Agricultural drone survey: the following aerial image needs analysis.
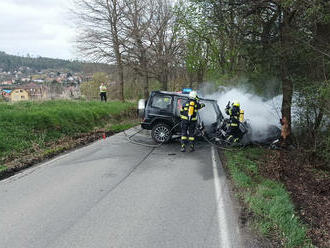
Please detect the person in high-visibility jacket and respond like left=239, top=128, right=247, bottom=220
left=225, top=100, right=243, bottom=143
left=99, top=82, right=107, bottom=102
left=180, top=91, right=205, bottom=152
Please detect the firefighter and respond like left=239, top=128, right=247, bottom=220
left=180, top=91, right=205, bottom=152
left=225, top=100, right=242, bottom=143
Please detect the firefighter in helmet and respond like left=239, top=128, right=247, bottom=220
left=225, top=100, right=243, bottom=143
left=180, top=91, right=205, bottom=152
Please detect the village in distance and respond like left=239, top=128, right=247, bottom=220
left=0, top=51, right=112, bottom=102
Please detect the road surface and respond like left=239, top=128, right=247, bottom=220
left=0, top=128, right=250, bottom=248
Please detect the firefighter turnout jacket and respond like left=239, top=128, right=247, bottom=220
left=180, top=98, right=205, bottom=152
left=226, top=105, right=241, bottom=126
left=180, top=99, right=204, bottom=121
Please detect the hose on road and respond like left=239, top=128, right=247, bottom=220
left=123, top=122, right=182, bottom=148
left=124, top=122, right=243, bottom=151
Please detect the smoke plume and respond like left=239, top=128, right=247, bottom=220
left=201, top=86, right=282, bottom=143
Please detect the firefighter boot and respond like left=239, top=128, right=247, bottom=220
left=189, top=143, right=195, bottom=152
left=226, top=135, right=234, bottom=145
left=181, top=143, right=186, bottom=152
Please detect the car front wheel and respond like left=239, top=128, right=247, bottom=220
left=151, top=123, right=172, bottom=143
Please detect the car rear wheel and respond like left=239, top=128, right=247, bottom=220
left=151, top=123, right=172, bottom=143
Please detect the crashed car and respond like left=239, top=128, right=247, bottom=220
left=138, top=90, right=252, bottom=145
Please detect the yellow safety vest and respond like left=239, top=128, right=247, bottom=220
left=100, top=85, right=107, bottom=93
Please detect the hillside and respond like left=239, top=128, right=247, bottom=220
left=0, top=51, right=82, bottom=72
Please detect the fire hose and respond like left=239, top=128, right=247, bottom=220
left=124, top=120, right=243, bottom=151
left=123, top=122, right=182, bottom=148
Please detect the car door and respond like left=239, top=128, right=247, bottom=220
left=147, top=94, right=174, bottom=122
left=173, top=96, right=188, bottom=132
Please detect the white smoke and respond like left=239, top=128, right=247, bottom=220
left=201, top=86, right=282, bottom=142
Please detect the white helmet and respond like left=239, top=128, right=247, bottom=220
left=189, top=90, right=197, bottom=99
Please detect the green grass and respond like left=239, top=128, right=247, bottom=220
left=0, top=100, right=135, bottom=160
left=225, top=148, right=313, bottom=248
left=109, top=123, right=138, bottom=133
left=0, top=165, right=7, bottom=173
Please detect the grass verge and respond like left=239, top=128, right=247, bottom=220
left=0, top=165, right=7, bottom=173
left=0, top=100, right=138, bottom=176
left=224, top=147, right=314, bottom=248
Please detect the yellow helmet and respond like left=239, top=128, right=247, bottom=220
left=233, top=100, right=240, bottom=107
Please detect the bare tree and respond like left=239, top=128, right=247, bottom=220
left=121, top=0, right=155, bottom=98
left=73, top=0, right=125, bottom=101
left=121, top=0, right=184, bottom=93
left=149, top=0, right=185, bottom=91
left=74, top=0, right=184, bottom=99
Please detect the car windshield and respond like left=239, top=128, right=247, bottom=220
left=199, top=100, right=220, bottom=126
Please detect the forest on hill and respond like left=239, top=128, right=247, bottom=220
left=0, top=51, right=82, bottom=72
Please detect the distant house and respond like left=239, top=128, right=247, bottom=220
left=33, top=79, right=45, bottom=83
left=3, top=89, right=30, bottom=102
left=1, top=89, right=12, bottom=98
left=21, top=83, right=48, bottom=100
left=21, top=78, right=31, bottom=82
left=1, top=80, right=13, bottom=85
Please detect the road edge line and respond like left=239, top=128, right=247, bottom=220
left=211, top=145, right=231, bottom=248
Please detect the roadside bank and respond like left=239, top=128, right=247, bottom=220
left=221, top=147, right=320, bottom=248
left=0, top=100, right=138, bottom=180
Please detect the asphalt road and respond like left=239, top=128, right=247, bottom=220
left=0, top=129, right=247, bottom=248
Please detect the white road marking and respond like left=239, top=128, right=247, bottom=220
left=211, top=146, right=231, bottom=248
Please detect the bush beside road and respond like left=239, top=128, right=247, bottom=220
left=0, top=100, right=138, bottom=178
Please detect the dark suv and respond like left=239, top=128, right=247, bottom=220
left=138, top=91, right=223, bottom=143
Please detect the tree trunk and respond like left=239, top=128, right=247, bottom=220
left=118, top=63, right=124, bottom=101
left=160, top=71, right=168, bottom=91
left=143, top=73, right=149, bottom=99
left=280, top=8, right=293, bottom=144
left=281, top=63, right=293, bottom=142
left=106, top=0, right=124, bottom=101
left=197, top=67, right=204, bottom=84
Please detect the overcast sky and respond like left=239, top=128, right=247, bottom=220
left=0, top=0, right=77, bottom=60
